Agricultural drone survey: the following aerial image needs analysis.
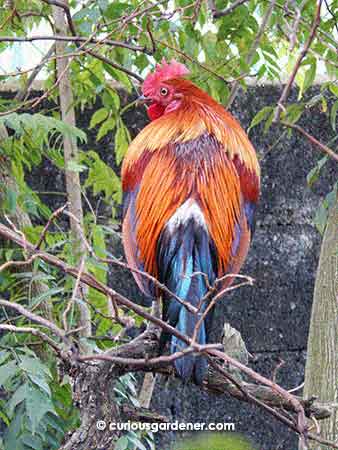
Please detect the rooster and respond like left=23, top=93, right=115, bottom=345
left=122, top=59, right=260, bottom=384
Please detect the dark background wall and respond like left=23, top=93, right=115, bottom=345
left=22, top=85, right=337, bottom=450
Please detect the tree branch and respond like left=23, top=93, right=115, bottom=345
left=0, top=324, right=62, bottom=353
left=1, top=220, right=337, bottom=449
left=47, top=0, right=143, bottom=83
left=273, top=0, right=323, bottom=122
left=0, top=299, right=66, bottom=342
left=226, top=0, right=277, bottom=108
left=281, top=121, right=338, bottom=163
left=0, top=35, right=148, bottom=53
left=209, top=0, right=250, bottom=19
left=14, top=43, right=56, bottom=102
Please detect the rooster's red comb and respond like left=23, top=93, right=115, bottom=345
left=142, top=58, right=190, bottom=95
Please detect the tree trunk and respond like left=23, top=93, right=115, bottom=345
left=52, top=4, right=91, bottom=338
left=301, top=197, right=338, bottom=449
left=58, top=329, right=161, bottom=450
left=59, top=362, right=122, bottom=450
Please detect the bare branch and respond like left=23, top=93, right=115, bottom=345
left=35, top=203, right=69, bottom=250
left=273, top=0, right=323, bottom=122
left=155, top=39, right=230, bottom=85
left=0, top=299, right=66, bottom=342
left=226, top=0, right=277, bottom=108
left=63, top=210, right=200, bottom=315
left=192, top=279, right=253, bottom=343
left=0, top=34, right=148, bottom=53
left=281, top=121, right=338, bottom=163
left=275, top=0, right=337, bottom=49
left=62, top=255, right=86, bottom=331
left=0, top=221, right=336, bottom=447
left=0, top=324, right=61, bottom=353
left=208, top=347, right=309, bottom=444
left=14, top=43, right=56, bottom=102
left=47, top=0, right=143, bottom=83
left=41, top=0, right=77, bottom=35
left=77, top=343, right=222, bottom=368
left=0, top=223, right=192, bottom=346
left=209, top=0, right=250, bottom=19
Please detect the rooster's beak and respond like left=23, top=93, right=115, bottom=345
left=136, top=94, right=151, bottom=106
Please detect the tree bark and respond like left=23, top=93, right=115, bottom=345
left=52, top=3, right=91, bottom=338
left=301, top=197, right=338, bottom=449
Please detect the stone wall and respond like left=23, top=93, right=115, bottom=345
left=22, top=86, right=337, bottom=450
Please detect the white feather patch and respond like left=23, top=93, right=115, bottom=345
left=166, top=199, right=207, bottom=233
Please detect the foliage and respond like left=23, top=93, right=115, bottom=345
left=0, top=345, right=79, bottom=450
left=0, top=0, right=337, bottom=449
left=174, top=432, right=255, bottom=450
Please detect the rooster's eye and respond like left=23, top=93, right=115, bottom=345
left=160, top=87, right=168, bottom=96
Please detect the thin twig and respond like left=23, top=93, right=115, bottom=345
left=275, top=1, right=337, bottom=49
left=63, top=210, right=199, bottom=315
left=227, top=0, right=277, bottom=108
left=273, top=0, right=323, bottom=122
left=62, top=255, right=86, bottom=331
left=35, top=203, right=69, bottom=249
left=192, top=279, right=253, bottom=343
left=146, top=19, right=156, bottom=54
left=208, top=348, right=309, bottom=445
left=0, top=299, right=66, bottom=342
left=0, top=324, right=61, bottom=353
left=0, top=34, right=148, bottom=53
left=15, top=44, right=56, bottom=102
left=77, top=343, right=222, bottom=368
left=41, top=0, right=77, bottom=35
left=281, top=121, right=338, bottom=163
left=211, top=0, right=250, bottom=18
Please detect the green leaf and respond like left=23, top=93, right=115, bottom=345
left=330, top=100, right=338, bottom=131
left=92, top=225, right=106, bottom=259
left=127, top=434, right=148, bottom=450
left=67, top=160, right=88, bottom=173
left=0, top=409, right=10, bottom=426
left=303, top=60, right=317, bottom=93
left=306, top=156, right=328, bottom=187
left=115, top=123, right=130, bottom=165
left=19, top=356, right=51, bottom=379
left=27, top=374, right=51, bottom=396
left=3, top=403, right=26, bottom=450
left=44, top=413, right=65, bottom=435
left=4, top=188, right=17, bottom=214
left=175, top=433, right=253, bottom=450
left=329, top=83, right=338, bottom=97
left=89, top=108, right=109, bottom=129
left=107, top=89, right=121, bottom=110
left=97, top=117, right=116, bottom=141
left=22, top=433, right=43, bottom=450
left=0, top=360, right=17, bottom=387
left=285, top=103, right=304, bottom=124
left=0, top=351, right=10, bottom=365
left=248, top=106, right=273, bottom=131
left=25, top=384, right=55, bottom=434
left=105, top=2, right=129, bottom=19
left=7, top=383, right=29, bottom=417
left=30, top=286, right=64, bottom=307
left=80, top=150, right=122, bottom=206
left=115, top=435, right=129, bottom=450
left=103, top=63, right=133, bottom=93
left=314, top=201, right=328, bottom=235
